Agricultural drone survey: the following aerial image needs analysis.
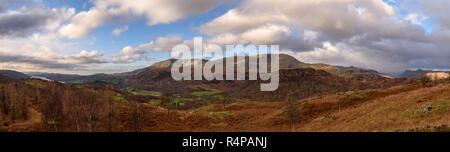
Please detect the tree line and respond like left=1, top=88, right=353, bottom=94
left=0, top=80, right=149, bottom=132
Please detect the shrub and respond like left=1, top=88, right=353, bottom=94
left=339, top=91, right=366, bottom=101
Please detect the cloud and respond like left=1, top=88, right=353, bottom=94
left=59, top=0, right=221, bottom=39
left=0, top=0, right=29, bottom=13
left=0, top=52, right=79, bottom=70
left=199, top=0, right=405, bottom=43
left=411, top=0, right=450, bottom=29
left=151, top=35, right=185, bottom=52
left=293, top=42, right=407, bottom=74
left=112, top=35, right=189, bottom=64
left=58, top=8, right=111, bottom=39
left=0, top=6, right=74, bottom=38
left=111, top=25, right=128, bottom=36
left=195, top=0, right=450, bottom=74
left=113, top=41, right=153, bottom=64
left=4, top=0, right=450, bottom=75
left=405, top=13, right=428, bottom=25
left=64, top=50, right=108, bottom=64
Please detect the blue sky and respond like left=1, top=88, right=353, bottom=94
left=1, top=0, right=450, bottom=75
left=48, top=0, right=234, bottom=70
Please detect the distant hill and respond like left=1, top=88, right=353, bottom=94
left=27, top=72, right=126, bottom=85
left=399, top=69, right=433, bottom=78
left=118, top=54, right=402, bottom=99
left=423, top=72, right=450, bottom=81
left=27, top=72, right=78, bottom=82
left=10, top=54, right=393, bottom=98
left=399, top=69, right=449, bottom=78
left=0, top=75, right=13, bottom=83
left=0, top=70, right=30, bottom=79
left=399, top=69, right=450, bottom=80
left=229, top=68, right=405, bottom=101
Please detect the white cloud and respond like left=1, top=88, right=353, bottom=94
left=151, top=35, right=184, bottom=52
left=64, top=50, right=108, bottom=64
left=112, top=35, right=191, bottom=64
left=405, top=13, right=428, bottom=25
left=113, top=41, right=153, bottom=64
left=293, top=42, right=406, bottom=74
left=4, top=0, right=450, bottom=75
left=58, top=8, right=110, bottom=39
left=111, top=25, right=128, bottom=36
left=411, top=0, right=450, bottom=29
left=58, top=0, right=221, bottom=39
left=196, top=0, right=450, bottom=74
left=240, top=24, right=291, bottom=44
left=0, top=6, right=74, bottom=38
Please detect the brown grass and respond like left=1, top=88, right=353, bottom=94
left=2, top=82, right=450, bottom=132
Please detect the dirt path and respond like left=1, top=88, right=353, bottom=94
left=6, top=108, right=42, bottom=132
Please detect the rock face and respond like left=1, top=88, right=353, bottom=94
left=413, top=104, right=433, bottom=115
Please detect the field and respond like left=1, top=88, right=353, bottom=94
left=125, top=87, right=162, bottom=97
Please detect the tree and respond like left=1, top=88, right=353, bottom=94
left=131, top=102, right=146, bottom=132
left=106, top=86, right=114, bottom=132
left=212, top=95, right=225, bottom=109
left=284, top=93, right=299, bottom=131
left=447, top=72, right=450, bottom=83
left=40, top=83, right=64, bottom=131
left=160, top=92, right=171, bottom=115
left=171, top=94, right=182, bottom=109
left=65, top=89, right=82, bottom=132
left=79, top=90, right=102, bottom=132
left=0, top=85, right=8, bottom=115
left=420, top=75, right=431, bottom=86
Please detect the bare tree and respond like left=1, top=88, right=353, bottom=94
left=420, top=75, right=431, bottom=86
left=108, top=89, right=114, bottom=132
left=284, top=93, right=299, bottom=131
left=79, top=91, right=101, bottom=132
left=131, top=103, right=146, bottom=132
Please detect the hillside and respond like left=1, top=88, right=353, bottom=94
left=26, top=72, right=81, bottom=82
left=400, top=69, right=450, bottom=78
left=0, top=70, right=30, bottom=80
left=424, top=72, right=450, bottom=81
left=121, top=54, right=390, bottom=93
left=229, top=68, right=405, bottom=101
left=12, top=54, right=387, bottom=95
left=1, top=78, right=449, bottom=132
left=0, top=54, right=403, bottom=104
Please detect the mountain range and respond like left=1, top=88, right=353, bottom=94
left=1, top=54, right=449, bottom=132
left=0, top=70, right=31, bottom=80
left=1, top=54, right=409, bottom=101
left=399, top=69, right=450, bottom=78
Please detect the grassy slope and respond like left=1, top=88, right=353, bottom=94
left=298, top=84, right=450, bottom=132
left=146, top=83, right=450, bottom=132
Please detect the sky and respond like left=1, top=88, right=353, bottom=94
left=1, top=0, right=450, bottom=75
